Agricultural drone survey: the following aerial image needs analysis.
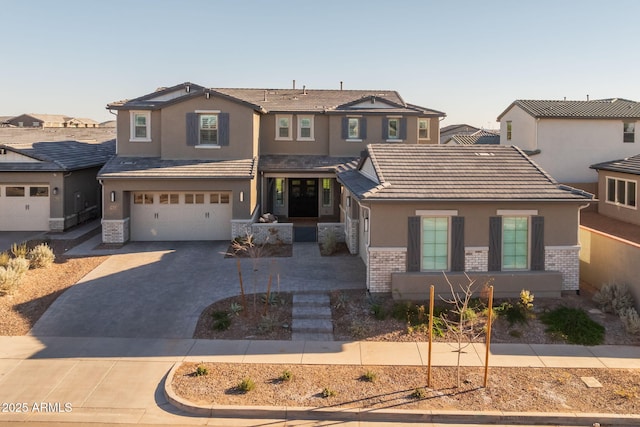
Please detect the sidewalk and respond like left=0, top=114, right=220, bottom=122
left=0, top=336, right=639, bottom=425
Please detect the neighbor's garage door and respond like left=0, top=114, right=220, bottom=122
left=0, top=185, right=50, bottom=231
left=130, top=192, right=232, bottom=241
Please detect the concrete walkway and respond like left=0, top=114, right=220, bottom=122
left=1, top=336, right=639, bottom=425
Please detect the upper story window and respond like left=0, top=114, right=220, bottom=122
left=297, top=115, right=314, bottom=141
left=418, top=119, right=430, bottom=140
left=199, top=114, right=218, bottom=145
left=388, top=118, right=400, bottom=139
left=623, top=122, right=635, bottom=143
left=506, top=121, right=513, bottom=140
left=607, top=177, right=637, bottom=208
left=383, top=117, right=406, bottom=141
left=342, top=117, right=367, bottom=141
left=276, top=115, right=292, bottom=140
left=348, top=118, right=360, bottom=139
left=130, top=111, right=151, bottom=142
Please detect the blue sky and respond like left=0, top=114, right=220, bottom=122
left=2, top=0, right=639, bottom=128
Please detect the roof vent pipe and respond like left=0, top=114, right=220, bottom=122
left=587, top=94, right=589, bottom=101
left=340, top=81, right=343, bottom=90
left=303, top=85, right=307, bottom=95
left=293, top=80, right=296, bottom=90
left=186, top=84, right=190, bottom=93
left=263, top=90, right=267, bottom=102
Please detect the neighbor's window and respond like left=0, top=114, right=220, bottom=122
left=506, top=121, right=512, bottom=140
left=348, top=118, right=360, bottom=139
left=199, top=114, right=218, bottom=145
left=388, top=118, right=400, bottom=139
left=607, top=177, right=637, bottom=208
left=623, top=122, right=635, bottom=143
left=297, top=115, right=314, bottom=140
left=322, top=178, right=332, bottom=207
left=421, top=217, right=448, bottom=270
left=276, top=115, right=292, bottom=140
left=418, top=119, right=430, bottom=140
left=502, top=216, right=528, bottom=269
left=130, top=111, right=151, bottom=141
left=275, top=178, right=285, bottom=206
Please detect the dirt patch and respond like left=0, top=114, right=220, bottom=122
left=0, top=255, right=108, bottom=335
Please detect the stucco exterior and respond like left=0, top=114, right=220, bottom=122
left=595, top=170, right=640, bottom=226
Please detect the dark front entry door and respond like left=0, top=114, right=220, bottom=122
left=288, top=178, right=318, bottom=217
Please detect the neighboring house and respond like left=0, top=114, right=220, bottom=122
left=590, top=154, right=640, bottom=226
left=439, top=124, right=481, bottom=144
left=0, top=116, right=13, bottom=127
left=8, top=114, right=70, bottom=128
left=0, top=135, right=115, bottom=231
left=337, top=144, right=593, bottom=298
left=66, top=117, right=99, bottom=128
left=99, top=82, right=445, bottom=243
left=496, top=99, right=640, bottom=194
left=100, top=120, right=116, bottom=128
left=441, top=129, right=499, bottom=145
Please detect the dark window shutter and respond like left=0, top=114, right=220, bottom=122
left=382, top=118, right=389, bottom=139
left=219, top=113, right=230, bottom=146
left=400, top=118, right=407, bottom=140
left=186, top=112, right=198, bottom=146
left=341, top=117, right=349, bottom=139
left=360, top=118, right=367, bottom=140
left=531, top=216, right=545, bottom=271
left=451, top=216, right=465, bottom=272
left=407, top=216, right=421, bottom=272
left=488, top=216, right=502, bottom=271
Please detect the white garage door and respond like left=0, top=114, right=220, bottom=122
left=130, top=191, right=232, bottom=241
left=0, top=185, right=50, bottom=231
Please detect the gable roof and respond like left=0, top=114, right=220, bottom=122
left=108, top=82, right=445, bottom=116
left=337, top=144, right=593, bottom=201
left=497, top=98, right=640, bottom=121
left=444, top=129, right=499, bottom=145
left=0, top=140, right=115, bottom=171
left=591, top=154, right=640, bottom=176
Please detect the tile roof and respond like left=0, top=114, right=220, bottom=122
left=109, top=82, right=445, bottom=116
left=591, top=154, right=640, bottom=176
left=445, top=130, right=499, bottom=145
left=0, top=139, right=115, bottom=171
left=98, top=156, right=257, bottom=179
left=498, top=98, right=640, bottom=120
left=338, top=144, right=593, bottom=201
left=258, top=155, right=359, bottom=173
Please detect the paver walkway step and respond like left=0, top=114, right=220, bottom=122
left=292, top=305, right=332, bottom=319
left=291, top=291, right=334, bottom=341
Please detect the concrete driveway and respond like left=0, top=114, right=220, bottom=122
left=30, top=240, right=365, bottom=338
left=0, top=231, right=46, bottom=252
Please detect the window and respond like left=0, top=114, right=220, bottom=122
left=421, top=217, right=449, bottom=270
left=133, top=193, right=154, bottom=204
left=342, top=117, right=367, bottom=140
left=297, top=115, right=314, bottom=140
left=348, top=118, right=360, bottom=139
left=6, top=186, right=25, bottom=197
left=388, top=118, right=400, bottom=139
left=210, top=193, right=230, bottom=203
left=275, top=178, right=285, bottom=206
left=159, top=194, right=179, bottom=204
left=199, top=114, right=218, bottom=145
left=30, top=187, right=49, bottom=197
left=276, top=115, right=292, bottom=140
left=624, top=122, right=635, bottom=143
left=418, top=119, right=430, bottom=140
left=220, top=193, right=230, bottom=204
left=502, top=216, right=528, bottom=270
left=32, top=122, right=39, bottom=127
left=322, top=178, right=332, bottom=207
left=185, top=193, right=204, bottom=204
left=506, top=121, right=513, bottom=140
left=130, top=111, right=151, bottom=141
left=607, top=177, right=637, bottom=208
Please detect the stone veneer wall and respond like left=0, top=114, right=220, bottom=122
left=465, top=247, right=489, bottom=272
left=345, top=216, right=359, bottom=255
left=49, top=218, right=65, bottom=232
left=251, top=223, right=293, bottom=244
left=545, top=245, right=581, bottom=291
left=368, top=248, right=407, bottom=293
left=102, top=218, right=129, bottom=244
left=317, top=223, right=346, bottom=246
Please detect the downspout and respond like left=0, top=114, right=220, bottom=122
left=109, top=109, right=118, bottom=155
left=360, top=203, right=372, bottom=292
left=575, top=201, right=593, bottom=296
left=99, top=179, right=105, bottom=233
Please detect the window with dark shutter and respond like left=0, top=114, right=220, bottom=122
left=186, top=112, right=198, bottom=146
left=382, top=118, right=389, bottom=140
left=531, top=216, right=545, bottom=271
left=400, top=118, right=407, bottom=140
left=341, top=117, right=349, bottom=139
left=451, top=216, right=465, bottom=272
left=488, top=216, right=502, bottom=271
left=219, top=113, right=229, bottom=146
left=407, top=216, right=421, bottom=272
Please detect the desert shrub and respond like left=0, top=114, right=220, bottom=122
left=619, top=307, right=640, bottom=335
left=261, top=292, right=284, bottom=306
left=362, top=370, right=377, bottom=382
left=7, top=257, right=29, bottom=276
left=332, top=291, right=350, bottom=310
left=237, top=377, right=255, bottom=393
left=0, top=266, right=23, bottom=295
left=194, top=364, right=209, bottom=376
left=520, top=289, right=535, bottom=310
left=27, top=243, right=55, bottom=269
left=211, top=310, right=231, bottom=331
left=320, top=229, right=337, bottom=256
left=321, top=387, right=336, bottom=398
left=0, top=252, right=10, bottom=268
left=494, top=301, right=527, bottom=325
left=257, top=314, right=278, bottom=334
left=229, top=302, right=243, bottom=316
left=540, top=306, right=605, bottom=346
left=593, top=282, right=634, bottom=315
left=411, top=387, right=427, bottom=399
left=10, top=242, right=28, bottom=259
left=279, top=369, right=293, bottom=382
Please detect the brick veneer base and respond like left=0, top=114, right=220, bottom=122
left=545, top=245, right=581, bottom=291
left=368, top=248, right=406, bottom=293
left=102, top=219, right=129, bottom=244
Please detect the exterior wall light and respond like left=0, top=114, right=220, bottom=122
left=52, top=187, right=59, bottom=195
left=239, top=191, right=244, bottom=202
left=110, top=191, right=116, bottom=202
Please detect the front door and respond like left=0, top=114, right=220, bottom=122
left=288, top=178, right=318, bottom=217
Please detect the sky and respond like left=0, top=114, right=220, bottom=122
left=2, top=0, right=640, bottom=129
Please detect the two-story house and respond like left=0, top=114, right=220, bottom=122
left=98, top=82, right=445, bottom=243
left=496, top=98, right=640, bottom=194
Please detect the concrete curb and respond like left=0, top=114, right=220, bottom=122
left=164, top=362, right=640, bottom=425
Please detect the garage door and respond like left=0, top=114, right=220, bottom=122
left=0, top=185, right=50, bottom=231
left=130, top=191, right=232, bottom=241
